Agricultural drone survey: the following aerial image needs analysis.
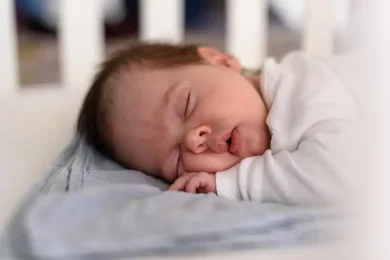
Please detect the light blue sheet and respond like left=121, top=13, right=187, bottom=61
left=0, top=138, right=351, bottom=259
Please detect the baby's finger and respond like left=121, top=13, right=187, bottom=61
left=185, top=176, right=200, bottom=193
left=167, top=173, right=195, bottom=191
left=167, top=178, right=187, bottom=191
left=185, top=173, right=208, bottom=193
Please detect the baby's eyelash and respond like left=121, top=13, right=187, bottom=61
left=184, top=91, right=191, bottom=118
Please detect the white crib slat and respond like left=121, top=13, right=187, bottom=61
left=226, top=0, right=267, bottom=70
left=303, top=0, right=334, bottom=56
left=59, top=0, right=104, bottom=91
left=0, top=0, right=18, bottom=94
left=140, top=0, right=184, bottom=43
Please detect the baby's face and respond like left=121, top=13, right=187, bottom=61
left=110, top=63, right=269, bottom=183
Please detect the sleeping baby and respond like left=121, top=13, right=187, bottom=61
left=76, top=43, right=360, bottom=205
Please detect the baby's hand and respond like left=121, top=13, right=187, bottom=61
left=168, top=172, right=217, bottom=194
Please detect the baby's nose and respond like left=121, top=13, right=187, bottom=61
left=184, top=125, right=211, bottom=154
left=184, top=126, right=228, bottom=154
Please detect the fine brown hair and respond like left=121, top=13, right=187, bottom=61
left=76, top=42, right=205, bottom=164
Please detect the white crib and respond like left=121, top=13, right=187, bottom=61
left=0, top=0, right=372, bottom=259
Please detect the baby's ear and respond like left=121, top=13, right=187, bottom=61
left=197, top=47, right=241, bottom=72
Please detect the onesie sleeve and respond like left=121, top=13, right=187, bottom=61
left=216, top=54, right=361, bottom=206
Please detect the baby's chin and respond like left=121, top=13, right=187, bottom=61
left=159, top=172, right=178, bottom=184
left=247, top=147, right=268, bottom=157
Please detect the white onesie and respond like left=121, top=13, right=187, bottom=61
left=216, top=52, right=361, bottom=206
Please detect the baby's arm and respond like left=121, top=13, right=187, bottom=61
left=168, top=115, right=358, bottom=204
left=217, top=68, right=361, bottom=206
left=168, top=114, right=358, bottom=203
left=216, top=119, right=358, bottom=205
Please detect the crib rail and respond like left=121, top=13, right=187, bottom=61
left=0, top=0, right=18, bottom=94
left=226, top=0, right=267, bottom=70
left=140, top=0, right=184, bottom=43
left=59, top=0, right=105, bottom=91
left=0, top=0, right=336, bottom=94
left=303, top=0, right=335, bottom=56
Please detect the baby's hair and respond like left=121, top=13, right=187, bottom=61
left=76, top=42, right=206, bottom=163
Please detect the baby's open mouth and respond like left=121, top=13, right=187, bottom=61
left=226, top=137, right=232, bottom=146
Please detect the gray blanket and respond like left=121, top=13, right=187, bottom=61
left=0, top=138, right=351, bottom=259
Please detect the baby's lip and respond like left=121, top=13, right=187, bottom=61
left=222, top=131, right=232, bottom=143
left=221, top=128, right=241, bottom=156
left=214, top=132, right=230, bottom=153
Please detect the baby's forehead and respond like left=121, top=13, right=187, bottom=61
left=116, top=66, right=173, bottom=94
left=107, top=69, right=176, bottom=175
left=109, top=68, right=172, bottom=121
left=115, top=66, right=186, bottom=103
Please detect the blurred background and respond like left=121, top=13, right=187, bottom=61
left=14, top=0, right=353, bottom=86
